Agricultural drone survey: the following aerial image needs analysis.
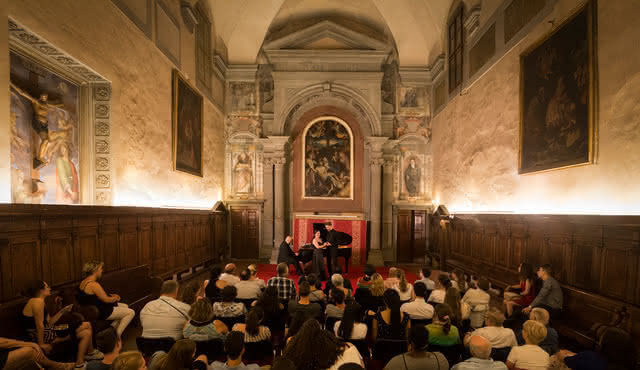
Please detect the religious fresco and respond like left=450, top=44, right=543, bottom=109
left=519, top=2, right=596, bottom=174
left=399, top=86, right=427, bottom=110
left=10, top=51, right=79, bottom=204
left=173, top=70, right=203, bottom=177
left=233, top=150, right=254, bottom=194
left=230, top=82, right=256, bottom=113
left=303, top=118, right=353, bottom=199
left=401, top=153, right=425, bottom=199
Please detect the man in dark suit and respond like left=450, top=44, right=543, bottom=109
left=325, top=222, right=340, bottom=276
left=277, top=235, right=303, bottom=275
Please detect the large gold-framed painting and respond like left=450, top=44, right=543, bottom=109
left=519, top=0, right=597, bottom=174
left=172, top=69, right=203, bottom=177
left=303, top=117, right=353, bottom=199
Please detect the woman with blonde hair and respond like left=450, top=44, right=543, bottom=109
left=394, top=269, right=415, bottom=303
left=355, top=272, right=385, bottom=314
left=247, top=264, right=265, bottom=289
left=506, top=320, right=549, bottom=370
left=77, top=261, right=135, bottom=336
left=112, top=351, right=146, bottom=370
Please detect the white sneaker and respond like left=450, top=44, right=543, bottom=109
left=85, top=349, right=104, bottom=360
left=74, top=362, right=87, bottom=369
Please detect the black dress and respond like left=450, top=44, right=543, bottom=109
left=20, top=305, right=57, bottom=343
left=311, top=239, right=327, bottom=281
left=77, top=283, right=115, bottom=320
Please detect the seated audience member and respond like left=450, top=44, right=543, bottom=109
left=253, top=286, right=285, bottom=330
left=140, top=280, right=190, bottom=340
left=444, top=287, right=463, bottom=328
left=288, top=282, right=322, bottom=320
left=88, top=328, right=121, bottom=370
left=210, top=331, right=260, bottom=369
left=416, top=266, right=436, bottom=291
left=213, top=286, right=247, bottom=318
left=384, top=267, right=399, bottom=289
left=461, top=278, right=491, bottom=329
left=232, top=307, right=271, bottom=343
left=464, top=308, right=516, bottom=350
left=504, top=263, right=537, bottom=317
left=297, top=265, right=314, bottom=285
left=0, top=337, right=71, bottom=369
left=356, top=264, right=376, bottom=289
left=220, top=264, right=241, bottom=286
left=453, top=335, right=507, bottom=370
left=523, top=264, right=563, bottom=320
left=506, top=320, right=549, bottom=370
left=307, top=274, right=326, bottom=303
left=271, top=357, right=296, bottom=370
left=401, top=282, right=434, bottom=320
left=553, top=327, right=636, bottom=370
left=371, top=290, right=411, bottom=365
left=78, top=261, right=135, bottom=336
left=149, top=339, right=207, bottom=370
left=247, top=264, right=265, bottom=290
left=203, top=265, right=227, bottom=302
left=385, top=325, right=448, bottom=370
left=284, top=310, right=311, bottom=342
left=394, top=269, right=415, bottom=303
left=426, top=304, right=461, bottom=347
left=428, top=275, right=451, bottom=304
left=22, top=280, right=102, bottom=369
left=267, top=263, right=297, bottom=303
left=284, top=319, right=364, bottom=370
left=451, top=270, right=469, bottom=294
left=326, top=289, right=346, bottom=319
left=181, top=280, right=202, bottom=306
left=335, top=303, right=367, bottom=341
left=277, top=235, right=303, bottom=276
left=329, top=273, right=352, bottom=298
left=113, top=351, right=148, bottom=370
left=324, top=267, right=353, bottom=294
left=516, top=307, right=558, bottom=355
left=356, top=273, right=385, bottom=313
left=183, top=298, right=228, bottom=342
left=235, top=269, right=262, bottom=300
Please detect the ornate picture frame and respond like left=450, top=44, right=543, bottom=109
left=172, top=69, right=204, bottom=177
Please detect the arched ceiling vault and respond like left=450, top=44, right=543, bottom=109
left=209, top=0, right=455, bottom=67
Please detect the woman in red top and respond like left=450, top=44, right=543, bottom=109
left=504, top=263, right=537, bottom=317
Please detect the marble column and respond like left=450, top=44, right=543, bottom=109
left=382, top=155, right=394, bottom=251
left=273, top=157, right=286, bottom=246
left=368, top=155, right=385, bottom=265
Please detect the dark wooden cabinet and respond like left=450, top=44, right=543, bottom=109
left=397, top=209, right=427, bottom=263
left=231, top=208, right=259, bottom=259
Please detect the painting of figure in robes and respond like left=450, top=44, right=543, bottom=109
left=173, top=70, right=203, bottom=177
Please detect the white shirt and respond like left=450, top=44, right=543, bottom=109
left=400, top=298, right=434, bottom=319
left=394, top=283, right=414, bottom=301
left=140, top=296, right=190, bottom=340
left=427, top=289, right=445, bottom=304
left=461, top=288, right=490, bottom=307
left=325, top=343, right=363, bottom=370
left=220, top=273, right=240, bottom=286
left=251, top=278, right=265, bottom=290
left=415, top=278, right=436, bottom=291
left=507, top=344, right=549, bottom=370
left=470, top=327, right=517, bottom=348
left=235, top=280, right=262, bottom=299
left=334, top=321, right=368, bottom=340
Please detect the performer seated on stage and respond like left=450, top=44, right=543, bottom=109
left=312, top=231, right=329, bottom=281
left=277, top=236, right=303, bottom=275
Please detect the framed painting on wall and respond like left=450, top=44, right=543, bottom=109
left=518, top=0, right=597, bottom=174
left=172, top=69, right=203, bottom=177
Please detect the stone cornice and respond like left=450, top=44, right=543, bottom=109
left=226, top=64, right=258, bottom=81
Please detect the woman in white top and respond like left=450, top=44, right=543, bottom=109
left=334, top=303, right=368, bottom=341
left=427, top=275, right=450, bottom=304
left=394, top=269, right=415, bottom=302
left=506, top=320, right=550, bottom=370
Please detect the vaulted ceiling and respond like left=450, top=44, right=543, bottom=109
left=209, top=0, right=458, bottom=67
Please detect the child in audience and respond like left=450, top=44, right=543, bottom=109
left=506, top=320, right=549, bottom=370
left=149, top=339, right=207, bottom=370
left=112, top=351, right=148, bottom=370
left=426, top=304, right=461, bottom=347
left=183, top=298, right=228, bottom=341
left=87, top=328, right=121, bottom=370
left=394, top=269, right=415, bottom=303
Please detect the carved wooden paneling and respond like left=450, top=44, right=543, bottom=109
left=138, top=217, right=152, bottom=265
left=41, top=217, right=75, bottom=287
left=0, top=236, right=41, bottom=301
left=99, top=217, right=119, bottom=273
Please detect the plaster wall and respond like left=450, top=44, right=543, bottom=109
left=0, top=0, right=9, bottom=202
left=6, top=0, right=225, bottom=208
left=432, top=0, right=640, bottom=214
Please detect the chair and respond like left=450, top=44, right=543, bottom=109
left=410, top=318, right=432, bottom=327
left=491, top=347, right=512, bottom=363
left=244, top=340, right=274, bottom=365
left=136, top=337, right=175, bottom=358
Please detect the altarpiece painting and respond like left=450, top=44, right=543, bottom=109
left=10, top=51, right=80, bottom=204
left=173, top=70, right=203, bottom=177
left=519, top=1, right=596, bottom=174
left=303, top=118, right=353, bottom=199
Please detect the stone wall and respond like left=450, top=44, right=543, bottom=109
left=431, top=0, right=640, bottom=214
left=3, top=0, right=225, bottom=208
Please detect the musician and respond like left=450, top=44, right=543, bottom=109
left=277, top=236, right=303, bottom=275
left=324, top=222, right=340, bottom=276
left=311, top=231, right=328, bottom=281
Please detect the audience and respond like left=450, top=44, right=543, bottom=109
left=180, top=280, right=202, bottom=306
left=504, top=263, right=537, bottom=317
left=400, top=282, right=434, bottom=320
left=453, top=335, right=507, bottom=369
left=460, top=277, right=491, bottom=329
left=22, top=279, right=101, bottom=369
left=384, top=267, right=399, bottom=289
left=327, top=274, right=352, bottom=299
left=356, top=264, right=376, bottom=289
left=149, top=339, right=207, bottom=370
left=284, top=319, right=364, bottom=370
left=183, top=298, right=228, bottom=342
left=234, top=269, right=262, bottom=300
left=213, top=286, right=247, bottom=318
left=516, top=307, right=559, bottom=355
left=87, top=328, right=121, bottom=370
left=506, top=320, right=549, bottom=370
left=247, top=264, right=266, bottom=290
left=335, top=303, right=367, bottom=341
left=220, top=264, right=241, bottom=286
left=288, top=282, right=322, bottom=320
left=464, top=308, right=516, bottom=350
left=78, top=261, right=136, bottom=336
left=140, top=280, right=190, bottom=340
left=210, top=331, right=261, bottom=369
left=451, top=270, right=468, bottom=294
left=426, top=304, right=461, bottom=347
left=444, top=287, right=463, bottom=328
left=394, top=269, right=415, bottom=303
left=355, top=272, right=385, bottom=313
left=324, top=267, right=353, bottom=294
left=384, top=325, right=448, bottom=370
left=416, top=266, right=436, bottom=291
left=267, top=263, right=297, bottom=303
left=232, top=307, right=271, bottom=343
left=371, top=290, right=411, bottom=365
left=326, top=289, right=346, bottom=319
left=253, top=286, right=285, bottom=328
left=0, top=337, right=71, bottom=369
left=204, top=265, right=227, bottom=301
left=428, top=275, right=450, bottom=304
left=112, top=351, right=147, bottom=370
left=307, top=273, right=326, bottom=303
left=523, top=264, right=563, bottom=320
left=554, top=327, right=636, bottom=370
left=271, top=357, right=296, bottom=370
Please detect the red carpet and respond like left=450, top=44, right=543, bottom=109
left=254, top=264, right=418, bottom=291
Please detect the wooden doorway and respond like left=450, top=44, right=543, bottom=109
left=397, top=209, right=428, bottom=263
left=230, top=207, right=259, bottom=259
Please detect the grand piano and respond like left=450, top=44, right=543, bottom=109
left=298, top=222, right=353, bottom=272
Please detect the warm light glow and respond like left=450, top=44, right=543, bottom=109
left=113, top=189, right=220, bottom=210
left=447, top=201, right=640, bottom=216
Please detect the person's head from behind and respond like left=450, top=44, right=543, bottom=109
left=83, top=261, right=104, bottom=278
left=434, top=304, right=453, bottom=334
left=331, top=273, right=344, bottom=288
left=221, top=285, right=237, bottom=303
left=271, top=357, right=296, bottom=370
left=240, top=269, right=250, bottom=281
left=408, top=325, right=429, bottom=353
left=210, top=265, right=223, bottom=281
left=469, top=335, right=492, bottom=360
left=284, top=319, right=342, bottom=369
left=484, top=308, right=506, bottom=327
left=421, top=266, right=432, bottom=280
left=224, top=263, right=236, bottom=275
left=338, top=302, right=362, bottom=340
left=477, top=277, right=490, bottom=291
left=23, top=280, right=50, bottom=298
left=370, top=273, right=384, bottom=296
left=112, top=351, right=146, bottom=370
left=444, top=287, right=461, bottom=310
left=519, top=262, right=534, bottom=280
left=332, top=288, right=345, bottom=305
left=522, top=320, right=547, bottom=345
left=438, top=274, right=451, bottom=289
left=529, top=307, right=550, bottom=326
left=277, top=262, right=289, bottom=277
left=160, top=280, right=179, bottom=299
left=181, top=280, right=201, bottom=305
left=414, top=282, right=427, bottom=299
left=161, top=339, right=197, bottom=369
left=388, top=267, right=398, bottom=278
left=537, top=264, right=552, bottom=279
left=189, top=297, right=213, bottom=323
left=247, top=264, right=258, bottom=278
left=298, top=281, right=311, bottom=298
left=96, top=327, right=121, bottom=355
left=245, top=307, right=264, bottom=336
left=363, top=264, right=375, bottom=278
left=383, top=288, right=400, bottom=310
left=224, top=331, right=245, bottom=361
left=307, top=273, right=318, bottom=289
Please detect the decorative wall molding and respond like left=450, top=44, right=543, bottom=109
left=111, top=0, right=153, bottom=40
